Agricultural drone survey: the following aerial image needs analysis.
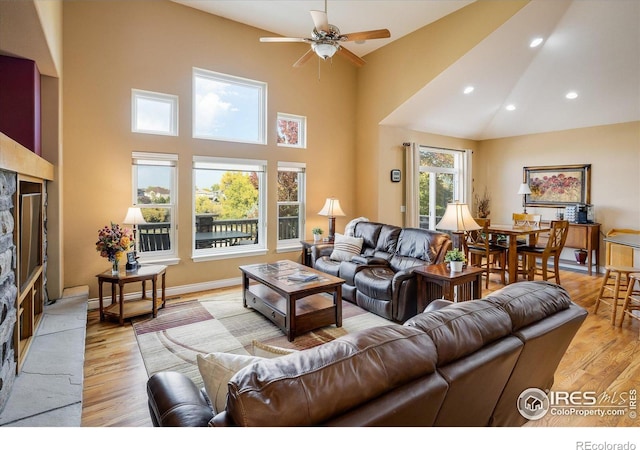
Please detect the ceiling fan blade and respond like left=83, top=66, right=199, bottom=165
left=310, top=10, right=329, bottom=33
left=341, top=29, right=391, bottom=42
left=293, top=48, right=315, bottom=68
left=337, top=46, right=366, bottom=67
left=260, top=37, right=309, bottom=43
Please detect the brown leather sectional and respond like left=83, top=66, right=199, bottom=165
left=147, top=280, right=587, bottom=427
left=312, top=221, right=452, bottom=322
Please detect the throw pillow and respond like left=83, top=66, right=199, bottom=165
left=330, top=233, right=364, bottom=262
left=197, top=352, right=264, bottom=414
left=251, top=340, right=298, bottom=358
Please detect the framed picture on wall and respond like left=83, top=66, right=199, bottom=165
left=524, top=164, right=591, bottom=207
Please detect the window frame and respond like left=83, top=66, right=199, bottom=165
left=418, top=147, right=466, bottom=230
left=192, top=156, right=268, bottom=262
left=132, top=152, right=179, bottom=263
left=276, top=162, right=306, bottom=251
left=131, top=89, right=178, bottom=136
left=192, top=68, right=267, bottom=145
left=276, top=113, right=307, bottom=148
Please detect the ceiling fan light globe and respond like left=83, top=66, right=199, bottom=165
left=312, top=42, right=338, bottom=59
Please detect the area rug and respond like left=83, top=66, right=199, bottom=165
left=133, top=290, right=394, bottom=388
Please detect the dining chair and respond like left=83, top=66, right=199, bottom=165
left=464, top=218, right=507, bottom=288
left=516, top=220, right=569, bottom=285
left=512, top=213, right=543, bottom=245
left=619, top=274, right=640, bottom=334
left=594, top=229, right=640, bottom=325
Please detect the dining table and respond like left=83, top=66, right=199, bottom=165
left=485, top=223, right=551, bottom=284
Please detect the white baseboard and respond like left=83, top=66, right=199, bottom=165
left=86, top=276, right=242, bottom=311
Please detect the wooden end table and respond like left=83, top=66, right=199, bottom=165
left=239, top=260, right=343, bottom=341
left=97, top=264, right=167, bottom=325
left=414, top=263, right=483, bottom=313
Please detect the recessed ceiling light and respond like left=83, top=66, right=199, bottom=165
left=566, top=91, right=578, bottom=99
left=506, top=104, right=516, bottom=111
left=463, top=86, right=474, bottom=94
left=354, top=40, right=365, bottom=45
left=530, top=37, right=544, bottom=48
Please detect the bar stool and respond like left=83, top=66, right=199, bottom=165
left=593, top=229, right=640, bottom=325
left=619, top=274, right=640, bottom=331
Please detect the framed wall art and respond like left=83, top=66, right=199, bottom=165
left=523, top=164, right=591, bottom=207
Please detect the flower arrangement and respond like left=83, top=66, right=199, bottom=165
left=96, top=222, right=133, bottom=270
left=312, top=227, right=323, bottom=235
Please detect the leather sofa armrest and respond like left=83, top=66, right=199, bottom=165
left=147, top=371, right=214, bottom=427
left=311, top=244, right=334, bottom=262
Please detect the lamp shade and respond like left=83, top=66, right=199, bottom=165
left=318, top=198, right=346, bottom=217
left=517, top=183, right=532, bottom=195
left=123, top=207, right=146, bottom=225
left=436, top=202, right=481, bottom=232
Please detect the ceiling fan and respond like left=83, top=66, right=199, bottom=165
left=259, top=1, right=390, bottom=68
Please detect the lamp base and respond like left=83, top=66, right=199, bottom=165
left=328, top=217, right=336, bottom=242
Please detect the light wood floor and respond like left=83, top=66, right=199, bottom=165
left=80, top=270, right=639, bottom=427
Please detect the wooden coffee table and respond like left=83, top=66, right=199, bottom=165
left=239, top=260, right=344, bottom=341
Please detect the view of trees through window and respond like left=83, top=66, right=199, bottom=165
left=419, top=149, right=456, bottom=229
left=277, top=168, right=303, bottom=241
left=194, top=171, right=259, bottom=220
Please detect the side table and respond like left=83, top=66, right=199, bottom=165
left=97, top=264, right=167, bottom=325
left=414, top=263, right=484, bottom=312
left=300, top=239, right=333, bottom=267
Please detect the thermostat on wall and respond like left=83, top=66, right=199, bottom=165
left=390, top=169, right=401, bottom=182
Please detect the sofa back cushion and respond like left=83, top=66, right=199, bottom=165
left=353, top=221, right=383, bottom=255
left=373, top=224, right=402, bottom=257
left=484, top=280, right=572, bottom=331
left=226, top=325, right=438, bottom=426
left=390, top=228, right=451, bottom=271
left=404, top=300, right=513, bottom=366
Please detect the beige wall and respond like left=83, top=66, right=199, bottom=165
left=62, top=1, right=358, bottom=297
left=355, top=1, right=528, bottom=220
left=476, top=121, right=640, bottom=233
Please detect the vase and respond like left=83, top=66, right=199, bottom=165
left=313, top=234, right=321, bottom=242
left=111, top=257, right=120, bottom=276
left=574, top=249, right=588, bottom=265
left=450, top=261, right=464, bottom=272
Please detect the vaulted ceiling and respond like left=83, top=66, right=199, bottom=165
left=174, top=0, right=640, bottom=140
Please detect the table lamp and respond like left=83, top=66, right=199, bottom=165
left=517, top=183, right=532, bottom=213
left=435, top=201, right=481, bottom=251
left=318, top=197, right=345, bottom=242
left=123, top=207, right=146, bottom=270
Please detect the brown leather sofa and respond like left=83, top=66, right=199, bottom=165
left=312, top=221, right=452, bottom=322
left=146, top=281, right=587, bottom=427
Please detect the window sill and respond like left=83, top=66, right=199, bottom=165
left=192, top=248, right=268, bottom=263
left=276, top=243, right=302, bottom=253
left=138, top=256, right=180, bottom=266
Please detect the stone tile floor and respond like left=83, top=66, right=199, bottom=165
left=0, top=286, right=88, bottom=426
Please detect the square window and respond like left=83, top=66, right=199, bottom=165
left=132, top=89, right=178, bottom=136
left=193, top=68, right=267, bottom=145
left=277, top=113, right=306, bottom=148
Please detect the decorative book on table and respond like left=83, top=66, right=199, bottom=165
left=287, top=271, right=319, bottom=282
